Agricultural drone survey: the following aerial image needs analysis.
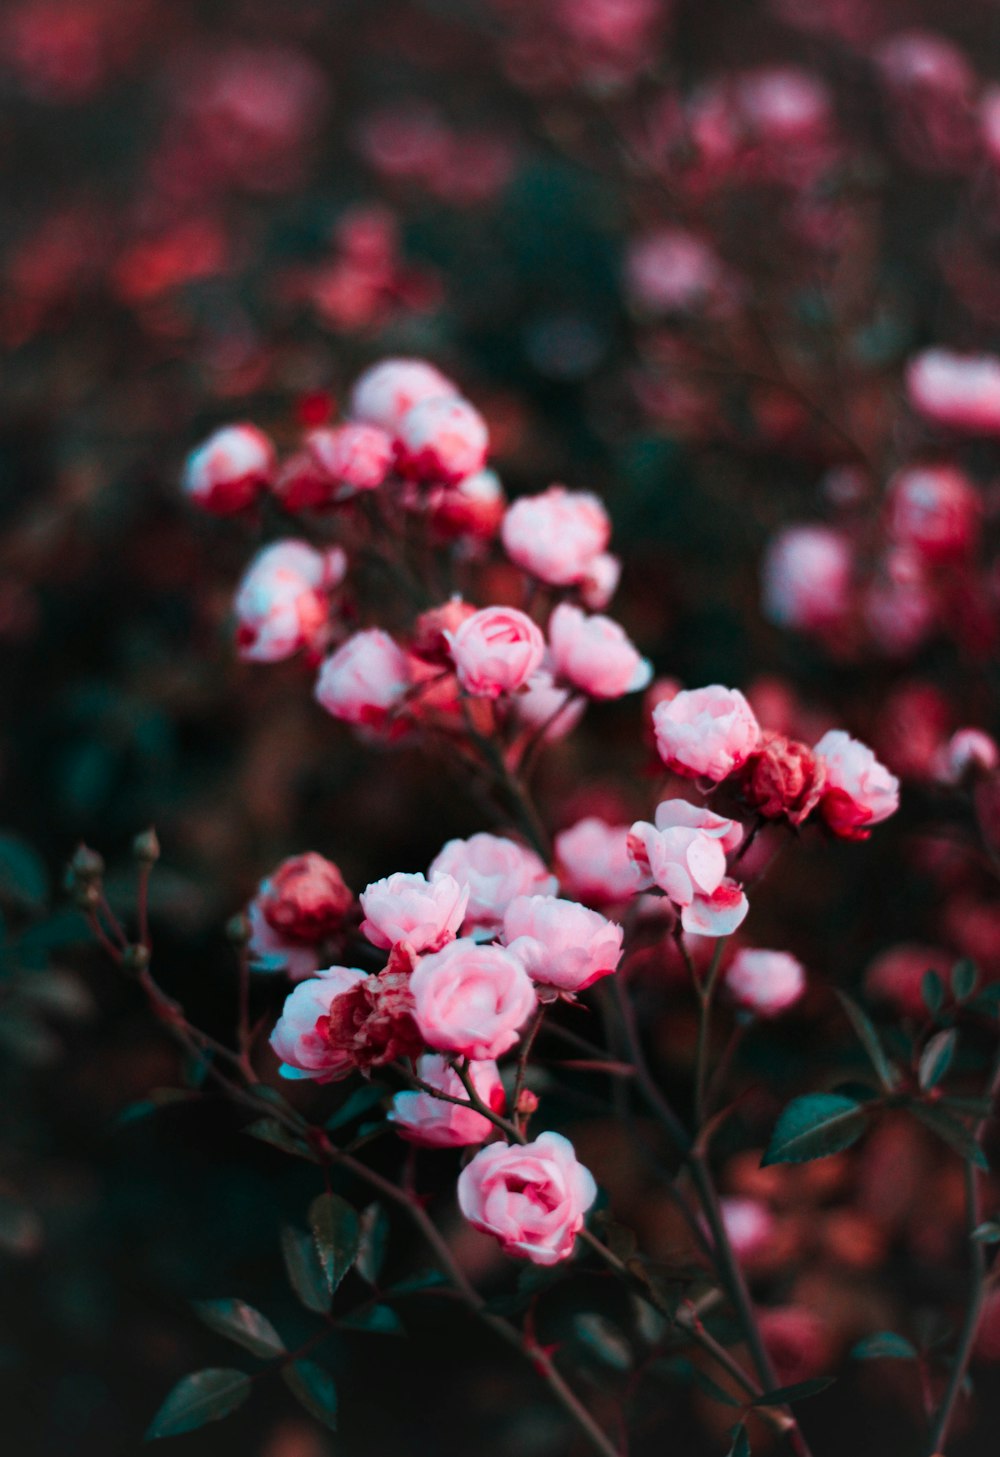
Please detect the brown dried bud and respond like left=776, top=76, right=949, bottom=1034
left=322, top=967, right=423, bottom=1072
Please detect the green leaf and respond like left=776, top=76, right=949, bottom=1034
left=762, top=1094, right=867, bottom=1166
left=922, top=971, right=945, bottom=1017
left=971, top=1222, right=1000, bottom=1245
left=851, top=1331, right=918, bottom=1360
left=309, top=1192, right=359, bottom=1297
left=919, top=1030, right=957, bottom=1091
left=326, top=1084, right=387, bottom=1131
left=574, top=1313, right=632, bottom=1371
left=356, top=1203, right=389, bottom=1286
left=970, top=985, right=1000, bottom=1018
left=951, top=960, right=979, bottom=1002
left=281, top=1225, right=330, bottom=1315
left=117, top=1088, right=202, bottom=1126
left=0, top=834, right=49, bottom=913
left=910, top=1104, right=989, bottom=1171
left=836, top=992, right=897, bottom=1091
left=282, top=1360, right=338, bottom=1431
left=146, top=1368, right=250, bottom=1439
left=244, top=1118, right=317, bottom=1162
left=193, top=1300, right=286, bottom=1360
left=726, top=1422, right=751, bottom=1457
left=386, top=1269, right=450, bottom=1297
left=751, top=1376, right=835, bottom=1405
left=341, top=1304, right=404, bottom=1335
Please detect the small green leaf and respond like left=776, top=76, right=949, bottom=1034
left=341, top=1304, right=404, bottom=1335
left=356, top=1203, right=389, bottom=1286
left=146, top=1368, right=250, bottom=1439
left=922, top=971, right=945, bottom=1017
left=919, top=1030, right=957, bottom=1091
left=0, top=834, right=49, bottom=912
left=574, top=1313, right=632, bottom=1371
left=971, top=1222, right=1000, bottom=1244
left=910, top=1104, right=989, bottom=1170
left=752, top=1376, right=835, bottom=1405
left=309, top=1193, right=359, bottom=1296
left=836, top=992, right=897, bottom=1091
left=244, top=1119, right=317, bottom=1162
left=193, top=1300, right=285, bottom=1360
left=281, top=1225, right=330, bottom=1314
left=326, top=1084, right=387, bottom=1131
left=726, top=1422, right=751, bottom=1457
left=762, top=1094, right=866, bottom=1166
left=851, top=1332, right=918, bottom=1360
left=951, top=960, right=979, bottom=1002
left=282, top=1360, right=338, bottom=1431
left=117, top=1089, right=201, bottom=1126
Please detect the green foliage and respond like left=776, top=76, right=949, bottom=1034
left=281, top=1224, right=331, bottom=1315
left=282, top=1359, right=338, bottom=1431
left=726, top=1423, right=751, bottom=1457
left=342, top=1304, right=404, bottom=1336
left=918, top=1030, right=957, bottom=1091
left=762, top=1093, right=867, bottom=1165
left=193, top=1299, right=286, bottom=1360
left=751, top=1377, right=836, bottom=1405
left=851, top=1332, right=918, bottom=1360
left=922, top=971, right=945, bottom=1017
left=950, top=960, right=979, bottom=1003
left=145, top=1368, right=251, bottom=1439
left=836, top=992, right=897, bottom=1091
left=356, top=1202, right=389, bottom=1286
left=909, top=1105, right=989, bottom=1170
left=309, top=1191, right=360, bottom=1297
left=573, top=1313, right=632, bottom=1371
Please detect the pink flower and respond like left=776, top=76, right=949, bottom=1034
left=308, top=422, right=394, bottom=496
left=906, top=349, right=1000, bottom=434
left=579, top=552, right=621, bottom=610
left=653, top=798, right=744, bottom=853
left=555, top=819, right=644, bottom=905
left=430, top=468, right=506, bottom=541
left=501, top=486, right=611, bottom=588
left=628, top=801, right=748, bottom=936
left=653, top=685, right=761, bottom=782
left=625, top=228, right=725, bottom=314
left=719, top=1197, right=776, bottom=1263
left=183, top=424, right=275, bottom=514
left=449, top=606, right=545, bottom=697
left=270, top=966, right=368, bottom=1081
left=410, top=939, right=537, bottom=1060
left=457, top=1132, right=597, bottom=1265
left=548, top=603, right=652, bottom=700
left=761, top=526, right=851, bottom=631
left=725, top=949, right=806, bottom=1016
left=513, top=670, right=587, bottom=742
left=396, top=395, right=489, bottom=484
left=389, top=1054, right=504, bottom=1147
left=360, top=872, right=469, bottom=954
left=256, top=853, right=352, bottom=943
left=248, top=900, right=324, bottom=982
left=322, top=967, right=423, bottom=1071
left=429, top=833, right=557, bottom=933
left=935, top=729, right=1000, bottom=785
left=740, top=734, right=827, bottom=825
left=814, top=730, right=900, bottom=840
left=314, top=629, right=411, bottom=726
left=234, top=540, right=345, bottom=662
left=502, top=894, right=624, bottom=995
left=349, top=357, right=458, bottom=434
left=887, top=465, right=979, bottom=561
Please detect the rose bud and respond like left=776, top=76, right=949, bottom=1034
left=628, top=800, right=748, bottom=936
left=457, top=1132, right=597, bottom=1265
left=234, top=540, right=346, bottom=662
left=314, top=628, right=411, bottom=727
left=813, top=730, right=900, bottom=840
left=410, top=939, right=537, bottom=1060
left=429, top=833, right=557, bottom=934
left=349, top=357, right=458, bottom=434
left=429, top=468, right=506, bottom=541
left=396, top=395, right=489, bottom=484
left=934, top=728, right=999, bottom=785
left=389, top=1054, right=504, bottom=1147
left=448, top=606, right=545, bottom=698
left=256, top=853, right=352, bottom=943
left=411, top=598, right=478, bottom=665
left=182, top=423, right=275, bottom=514
left=653, top=685, right=760, bottom=782
left=306, top=421, right=394, bottom=497
left=740, top=733, right=827, bottom=825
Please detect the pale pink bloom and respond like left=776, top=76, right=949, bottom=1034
left=625, top=228, right=724, bottom=313
left=349, top=357, right=458, bottom=433
left=935, top=728, right=1000, bottom=785
left=251, top=853, right=352, bottom=976
left=906, top=349, right=1000, bottom=435
left=396, top=396, right=489, bottom=484
left=814, top=730, right=900, bottom=839
left=389, top=1054, right=504, bottom=1147
left=430, top=468, right=506, bottom=540
left=761, top=525, right=852, bottom=631
left=886, top=465, right=979, bottom=560
left=458, top=1132, right=597, bottom=1266
left=628, top=808, right=749, bottom=936
left=719, top=1197, right=777, bottom=1262
left=429, top=834, right=557, bottom=934
left=234, top=540, right=345, bottom=662
left=183, top=423, right=275, bottom=514
left=269, top=966, right=368, bottom=1081
left=501, top=486, right=611, bottom=588
left=653, top=685, right=760, bottom=782
left=248, top=900, right=323, bottom=982
left=307, top=422, right=394, bottom=495
left=513, top=669, right=586, bottom=742
left=449, top=606, right=545, bottom=697
left=548, top=602, right=652, bottom=700
left=736, top=67, right=832, bottom=143
left=579, top=551, right=621, bottom=610
left=502, top=894, right=623, bottom=995
left=314, top=628, right=411, bottom=726
left=410, top=938, right=537, bottom=1060
left=654, top=798, right=744, bottom=854
left=555, top=819, right=644, bottom=905
left=725, top=948, right=806, bottom=1016
left=360, top=872, right=469, bottom=954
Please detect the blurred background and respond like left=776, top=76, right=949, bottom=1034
left=3, top=0, right=1000, bottom=1452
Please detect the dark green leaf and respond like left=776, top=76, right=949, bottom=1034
left=971, top=1222, right=1000, bottom=1245
left=970, top=985, right=1000, bottom=1018
left=922, top=971, right=945, bottom=1017
left=146, top=1368, right=250, bottom=1439
left=244, top=1119, right=317, bottom=1163
left=281, top=1225, right=330, bottom=1314
left=726, top=1422, right=751, bottom=1457
left=919, top=1030, right=957, bottom=1091
left=574, top=1313, right=632, bottom=1371
left=117, top=1088, right=201, bottom=1126
left=341, top=1304, right=404, bottom=1335
left=752, top=1377, right=835, bottom=1406
left=326, top=1084, right=387, bottom=1131
left=851, top=1332, right=918, bottom=1360
left=309, top=1193, right=359, bottom=1296
left=387, top=1269, right=449, bottom=1297
left=951, top=960, right=979, bottom=1002
left=282, top=1360, right=337, bottom=1431
left=356, top=1203, right=389, bottom=1286
left=836, top=992, right=896, bottom=1091
left=193, top=1300, right=286, bottom=1360
left=0, top=835, right=49, bottom=912
left=910, top=1104, right=989, bottom=1170
left=762, top=1094, right=866, bottom=1166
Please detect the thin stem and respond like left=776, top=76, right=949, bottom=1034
left=694, top=941, right=726, bottom=1129
left=513, top=1004, right=546, bottom=1132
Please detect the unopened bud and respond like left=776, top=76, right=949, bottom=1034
left=68, top=844, right=104, bottom=884
left=515, top=1088, right=539, bottom=1118
left=133, top=827, right=161, bottom=864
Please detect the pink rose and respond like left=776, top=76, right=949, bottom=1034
left=554, top=818, right=644, bottom=905
left=548, top=603, right=652, bottom=700
left=256, top=853, right=352, bottom=943
left=502, top=894, right=624, bottom=996
left=234, top=540, right=345, bottom=663
left=457, top=1132, right=597, bottom=1265
left=360, top=872, right=469, bottom=954
left=814, top=730, right=900, bottom=840
left=761, top=526, right=852, bottom=632
left=183, top=423, right=275, bottom=515
left=628, top=801, right=749, bottom=936
left=653, top=685, right=760, bottom=782
left=887, top=465, right=979, bottom=561
left=248, top=900, right=324, bottom=982
left=740, top=734, right=827, bottom=826
left=269, top=966, right=367, bottom=1081
left=410, top=939, right=537, bottom=1060
left=935, top=728, right=1000, bottom=785
left=513, top=669, right=587, bottom=742
left=429, top=833, right=557, bottom=933
left=314, top=628, right=411, bottom=726
left=396, top=395, right=489, bottom=484
left=906, top=349, right=1000, bottom=434
left=725, top=949, right=806, bottom=1016
left=626, top=228, right=725, bottom=314
left=388, top=1054, right=504, bottom=1147
left=653, top=798, right=744, bottom=853
left=322, top=967, right=423, bottom=1071
left=307, top=421, right=394, bottom=496
left=349, top=357, right=458, bottom=433
left=448, top=606, right=545, bottom=698
left=429, top=467, right=506, bottom=541
left=579, top=551, right=621, bottom=610
left=501, top=486, right=610, bottom=587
